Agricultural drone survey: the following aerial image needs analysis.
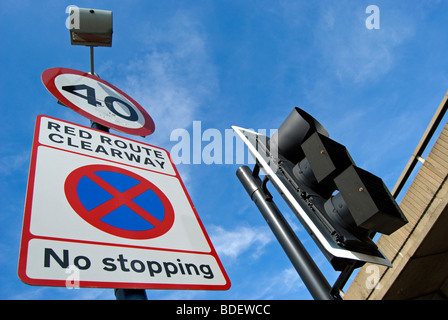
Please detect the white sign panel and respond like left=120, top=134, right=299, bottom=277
left=18, top=116, right=230, bottom=290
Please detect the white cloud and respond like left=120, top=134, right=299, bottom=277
left=255, top=267, right=306, bottom=299
left=0, top=151, right=29, bottom=176
left=111, top=11, right=218, bottom=147
left=235, top=266, right=309, bottom=300
left=208, top=225, right=274, bottom=261
left=314, top=3, right=415, bottom=84
left=11, top=286, right=114, bottom=300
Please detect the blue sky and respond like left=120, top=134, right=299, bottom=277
left=1, top=0, right=448, bottom=300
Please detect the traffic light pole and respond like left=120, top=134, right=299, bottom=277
left=236, top=165, right=337, bottom=300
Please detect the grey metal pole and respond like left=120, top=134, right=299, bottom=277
left=90, top=46, right=95, bottom=75
left=236, top=165, right=334, bottom=300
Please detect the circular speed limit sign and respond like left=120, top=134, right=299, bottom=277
left=42, top=68, right=155, bottom=136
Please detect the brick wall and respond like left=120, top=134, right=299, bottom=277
left=344, top=121, right=448, bottom=300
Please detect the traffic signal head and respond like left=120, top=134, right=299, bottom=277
left=301, top=131, right=355, bottom=195
left=270, top=108, right=329, bottom=164
left=235, top=107, right=408, bottom=269
left=333, top=165, right=406, bottom=235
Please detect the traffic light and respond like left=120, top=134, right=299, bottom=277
left=233, top=107, right=408, bottom=270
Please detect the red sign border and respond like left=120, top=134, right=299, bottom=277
left=18, top=115, right=231, bottom=291
left=41, top=67, right=155, bottom=137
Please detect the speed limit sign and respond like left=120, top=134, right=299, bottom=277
left=42, top=68, right=155, bottom=137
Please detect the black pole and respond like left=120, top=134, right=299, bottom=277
left=90, top=46, right=95, bottom=75
left=114, top=288, right=148, bottom=300
left=236, top=165, right=334, bottom=300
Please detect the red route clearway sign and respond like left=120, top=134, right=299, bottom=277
left=18, top=115, right=230, bottom=290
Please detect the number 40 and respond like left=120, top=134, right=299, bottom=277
left=62, top=84, right=138, bottom=121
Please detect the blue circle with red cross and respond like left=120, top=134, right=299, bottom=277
left=64, top=164, right=175, bottom=239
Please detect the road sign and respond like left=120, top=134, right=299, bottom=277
left=41, top=67, right=155, bottom=137
left=18, top=115, right=230, bottom=290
